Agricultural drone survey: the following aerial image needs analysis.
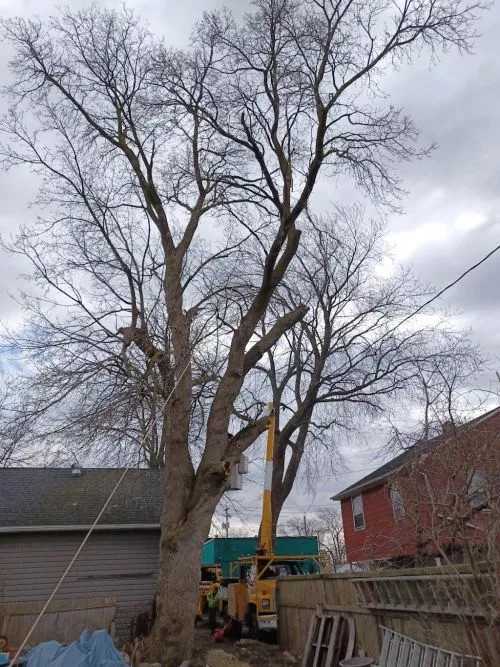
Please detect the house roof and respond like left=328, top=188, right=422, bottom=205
left=331, top=405, right=500, bottom=501
left=0, top=467, right=162, bottom=532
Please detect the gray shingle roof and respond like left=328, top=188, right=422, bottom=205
left=331, top=406, right=500, bottom=501
left=330, top=446, right=430, bottom=500
left=0, top=468, right=162, bottom=529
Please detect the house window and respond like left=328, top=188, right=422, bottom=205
left=390, top=484, right=405, bottom=521
left=468, top=470, right=489, bottom=510
left=352, top=494, right=365, bottom=531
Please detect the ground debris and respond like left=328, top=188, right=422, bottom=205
left=205, top=649, right=250, bottom=667
left=235, top=640, right=259, bottom=647
left=192, top=627, right=299, bottom=667
left=281, top=651, right=298, bottom=663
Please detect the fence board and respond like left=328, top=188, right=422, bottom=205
left=0, top=597, right=116, bottom=646
left=277, top=565, right=497, bottom=663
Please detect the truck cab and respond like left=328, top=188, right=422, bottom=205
left=227, top=554, right=317, bottom=636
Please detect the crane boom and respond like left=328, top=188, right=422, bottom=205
left=226, top=402, right=321, bottom=634
left=258, top=403, right=275, bottom=556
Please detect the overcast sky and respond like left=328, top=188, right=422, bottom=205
left=1, top=0, right=499, bottom=531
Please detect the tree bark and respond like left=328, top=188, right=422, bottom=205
left=149, top=472, right=222, bottom=665
left=271, top=438, right=287, bottom=542
left=270, top=418, right=312, bottom=541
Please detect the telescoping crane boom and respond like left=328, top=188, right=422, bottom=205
left=257, top=402, right=275, bottom=557
left=226, top=402, right=320, bottom=637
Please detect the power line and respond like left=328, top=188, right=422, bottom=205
left=211, top=520, right=224, bottom=537
left=245, top=465, right=378, bottom=480
left=227, top=504, right=343, bottom=516
left=386, top=239, right=500, bottom=339
left=224, top=495, right=257, bottom=532
left=239, top=246, right=500, bottom=516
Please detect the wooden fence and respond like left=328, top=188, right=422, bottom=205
left=0, top=597, right=116, bottom=647
left=277, top=564, right=499, bottom=663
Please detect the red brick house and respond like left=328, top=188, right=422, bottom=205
left=331, top=407, right=500, bottom=566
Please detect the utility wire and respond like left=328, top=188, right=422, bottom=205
left=389, top=240, right=500, bottom=336
left=10, top=241, right=497, bottom=663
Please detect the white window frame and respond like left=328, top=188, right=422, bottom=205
left=468, top=470, right=489, bottom=510
left=352, top=493, right=365, bottom=531
left=389, top=483, right=405, bottom=521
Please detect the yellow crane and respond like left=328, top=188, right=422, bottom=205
left=227, top=403, right=319, bottom=637
left=258, top=402, right=275, bottom=556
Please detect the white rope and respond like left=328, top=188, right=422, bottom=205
left=8, top=360, right=191, bottom=667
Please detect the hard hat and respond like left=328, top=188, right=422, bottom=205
left=214, top=630, right=225, bottom=642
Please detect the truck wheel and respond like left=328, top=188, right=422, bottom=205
left=246, top=607, right=258, bottom=640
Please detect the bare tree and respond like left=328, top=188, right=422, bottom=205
left=381, top=349, right=490, bottom=458
left=281, top=506, right=346, bottom=570
left=389, top=409, right=500, bottom=666
left=316, top=506, right=347, bottom=571
left=0, top=1, right=483, bottom=663
left=0, top=380, right=32, bottom=467
left=244, top=209, right=481, bottom=537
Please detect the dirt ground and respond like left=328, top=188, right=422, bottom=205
left=190, top=626, right=299, bottom=666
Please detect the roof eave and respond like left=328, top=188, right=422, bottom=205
left=0, top=523, right=161, bottom=534
left=330, top=470, right=398, bottom=501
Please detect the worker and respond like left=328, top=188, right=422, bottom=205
left=206, top=582, right=221, bottom=634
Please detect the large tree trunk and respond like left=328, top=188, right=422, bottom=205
left=270, top=425, right=308, bottom=541
left=149, top=481, right=221, bottom=666
left=271, top=441, right=287, bottom=542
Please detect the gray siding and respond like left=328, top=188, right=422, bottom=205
left=0, top=530, right=160, bottom=640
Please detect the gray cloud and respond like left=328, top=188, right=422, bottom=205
left=1, top=0, right=499, bottom=521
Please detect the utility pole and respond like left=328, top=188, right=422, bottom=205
left=222, top=507, right=231, bottom=539
left=303, top=515, right=308, bottom=536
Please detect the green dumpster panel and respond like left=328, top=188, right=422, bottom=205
left=201, top=536, right=320, bottom=577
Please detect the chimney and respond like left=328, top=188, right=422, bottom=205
left=70, top=462, right=83, bottom=476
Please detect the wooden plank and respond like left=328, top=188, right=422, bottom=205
left=0, top=598, right=116, bottom=646
left=279, top=601, right=375, bottom=615
left=409, top=643, right=421, bottom=667
left=378, top=628, right=392, bottom=666
left=0, top=597, right=115, bottom=615
left=390, top=580, right=403, bottom=607
left=387, top=631, right=401, bottom=666
left=344, top=616, right=355, bottom=661
left=301, top=609, right=318, bottom=667
left=355, top=580, right=368, bottom=605
left=399, top=637, right=411, bottom=666
left=278, top=572, right=489, bottom=663
left=312, top=614, right=326, bottom=667
left=275, top=562, right=489, bottom=582
left=324, top=614, right=339, bottom=667
left=403, top=580, right=413, bottom=607
left=356, top=601, right=487, bottom=617
left=421, top=646, right=434, bottom=667
left=435, top=650, right=448, bottom=667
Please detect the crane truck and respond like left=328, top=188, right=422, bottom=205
left=226, top=404, right=320, bottom=637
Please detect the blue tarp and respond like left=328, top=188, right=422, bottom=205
left=22, top=630, right=126, bottom=667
